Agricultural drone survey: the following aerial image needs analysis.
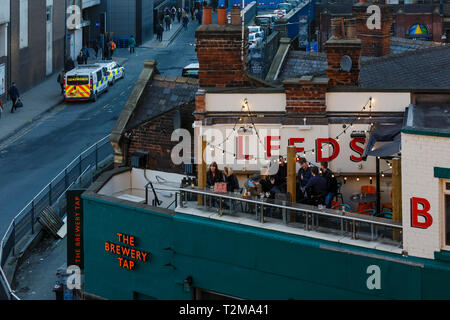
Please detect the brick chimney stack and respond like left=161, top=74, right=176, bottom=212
left=324, top=18, right=362, bottom=86
left=195, top=7, right=251, bottom=87
left=352, top=0, right=393, bottom=57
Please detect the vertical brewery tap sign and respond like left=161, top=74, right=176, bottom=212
left=67, top=189, right=86, bottom=270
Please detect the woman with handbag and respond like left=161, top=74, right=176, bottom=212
left=206, top=161, right=224, bottom=188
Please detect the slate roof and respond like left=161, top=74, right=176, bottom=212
left=125, top=75, right=199, bottom=131
left=278, top=38, right=450, bottom=90
left=404, top=104, right=450, bottom=135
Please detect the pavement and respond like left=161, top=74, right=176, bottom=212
left=140, top=19, right=185, bottom=49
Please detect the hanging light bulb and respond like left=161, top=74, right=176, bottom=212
left=344, top=177, right=347, bottom=184
left=381, top=173, right=385, bottom=177
left=357, top=177, right=360, bottom=182
left=370, top=176, right=373, bottom=184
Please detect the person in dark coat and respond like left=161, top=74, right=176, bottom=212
left=206, top=161, right=224, bottom=188
left=77, top=51, right=84, bottom=65
left=300, top=166, right=328, bottom=206
left=8, top=82, right=20, bottom=113
left=81, top=46, right=90, bottom=64
left=164, top=14, right=171, bottom=31
left=196, top=9, right=202, bottom=24
left=65, top=56, right=75, bottom=72
left=224, top=167, right=239, bottom=192
left=182, top=15, right=189, bottom=30
left=57, top=71, right=65, bottom=95
left=93, top=40, right=100, bottom=59
left=297, top=158, right=312, bottom=201
left=320, top=161, right=338, bottom=208
left=273, top=156, right=287, bottom=192
left=156, top=23, right=163, bottom=41
left=177, top=8, right=182, bottom=23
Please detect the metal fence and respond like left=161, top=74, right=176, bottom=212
left=0, top=134, right=113, bottom=300
left=179, top=187, right=403, bottom=246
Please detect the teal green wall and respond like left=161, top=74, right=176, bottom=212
left=83, top=196, right=450, bottom=300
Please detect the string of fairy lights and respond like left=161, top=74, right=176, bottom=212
left=203, top=96, right=392, bottom=180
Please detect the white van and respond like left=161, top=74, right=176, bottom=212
left=64, top=65, right=109, bottom=102
left=97, top=61, right=125, bottom=85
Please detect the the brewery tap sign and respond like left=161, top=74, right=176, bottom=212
left=105, top=233, right=150, bottom=270
left=67, top=189, right=85, bottom=269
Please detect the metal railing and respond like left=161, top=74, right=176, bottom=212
left=178, top=187, right=403, bottom=246
left=0, top=134, right=113, bottom=300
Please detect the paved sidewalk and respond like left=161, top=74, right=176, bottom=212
left=0, top=56, right=128, bottom=146
left=141, top=20, right=185, bottom=49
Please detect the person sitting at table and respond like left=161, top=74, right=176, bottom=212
left=206, top=161, right=224, bottom=188
left=244, top=174, right=263, bottom=197
left=297, top=158, right=312, bottom=202
left=224, top=166, right=239, bottom=192
left=300, top=166, right=327, bottom=206
left=320, top=161, right=338, bottom=209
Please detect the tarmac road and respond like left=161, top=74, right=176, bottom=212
left=0, top=20, right=199, bottom=236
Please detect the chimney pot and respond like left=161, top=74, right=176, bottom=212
left=202, top=7, right=212, bottom=25
left=331, top=18, right=344, bottom=40
left=217, top=7, right=227, bottom=25
left=345, top=18, right=357, bottom=40
left=231, top=7, right=241, bottom=26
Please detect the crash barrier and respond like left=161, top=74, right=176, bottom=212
left=249, top=30, right=281, bottom=79
left=0, top=135, right=113, bottom=300
left=274, top=0, right=315, bottom=42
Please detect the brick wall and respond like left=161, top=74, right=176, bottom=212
left=324, top=39, right=362, bottom=87
left=401, top=133, right=450, bottom=259
left=283, top=76, right=328, bottom=114
left=195, top=24, right=252, bottom=88
left=127, top=103, right=195, bottom=174
left=353, top=2, right=393, bottom=57
left=395, top=13, right=442, bottom=42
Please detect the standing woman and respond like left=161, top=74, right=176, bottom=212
left=206, top=161, right=224, bottom=188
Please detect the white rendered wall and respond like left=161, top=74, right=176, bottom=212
left=402, top=133, right=450, bottom=259
left=326, top=92, right=410, bottom=113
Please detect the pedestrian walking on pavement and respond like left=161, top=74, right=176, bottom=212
left=57, top=71, right=65, bottom=95
left=196, top=9, right=202, bottom=24
left=171, top=6, right=176, bottom=21
left=164, top=14, right=171, bottom=31
left=129, top=35, right=136, bottom=53
left=177, top=8, right=182, bottom=23
left=190, top=7, right=195, bottom=20
left=182, top=15, right=189, bottom=30
left=77, top=50, right=84, bottom=65
left=82, top=45, right=90, bottom=64
left=94, top=40, right=100, bottom=59
left=65, top=56, right=75, bottom=72
left=156, top=23, right=163, bottom=42
left=8, top=82, right=20, bottom=113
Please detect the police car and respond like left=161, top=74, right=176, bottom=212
left=98, top=61, right=125, bottom=85
left=64, top=65, right=109, bottom=102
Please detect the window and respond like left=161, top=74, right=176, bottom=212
left=0, top=24, right=7, bottom=58
left=96, top=71, right=102, bottom=81
left=19, top=0, right=28, bottom=49
left=445, top=180, right=450, bottom=248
